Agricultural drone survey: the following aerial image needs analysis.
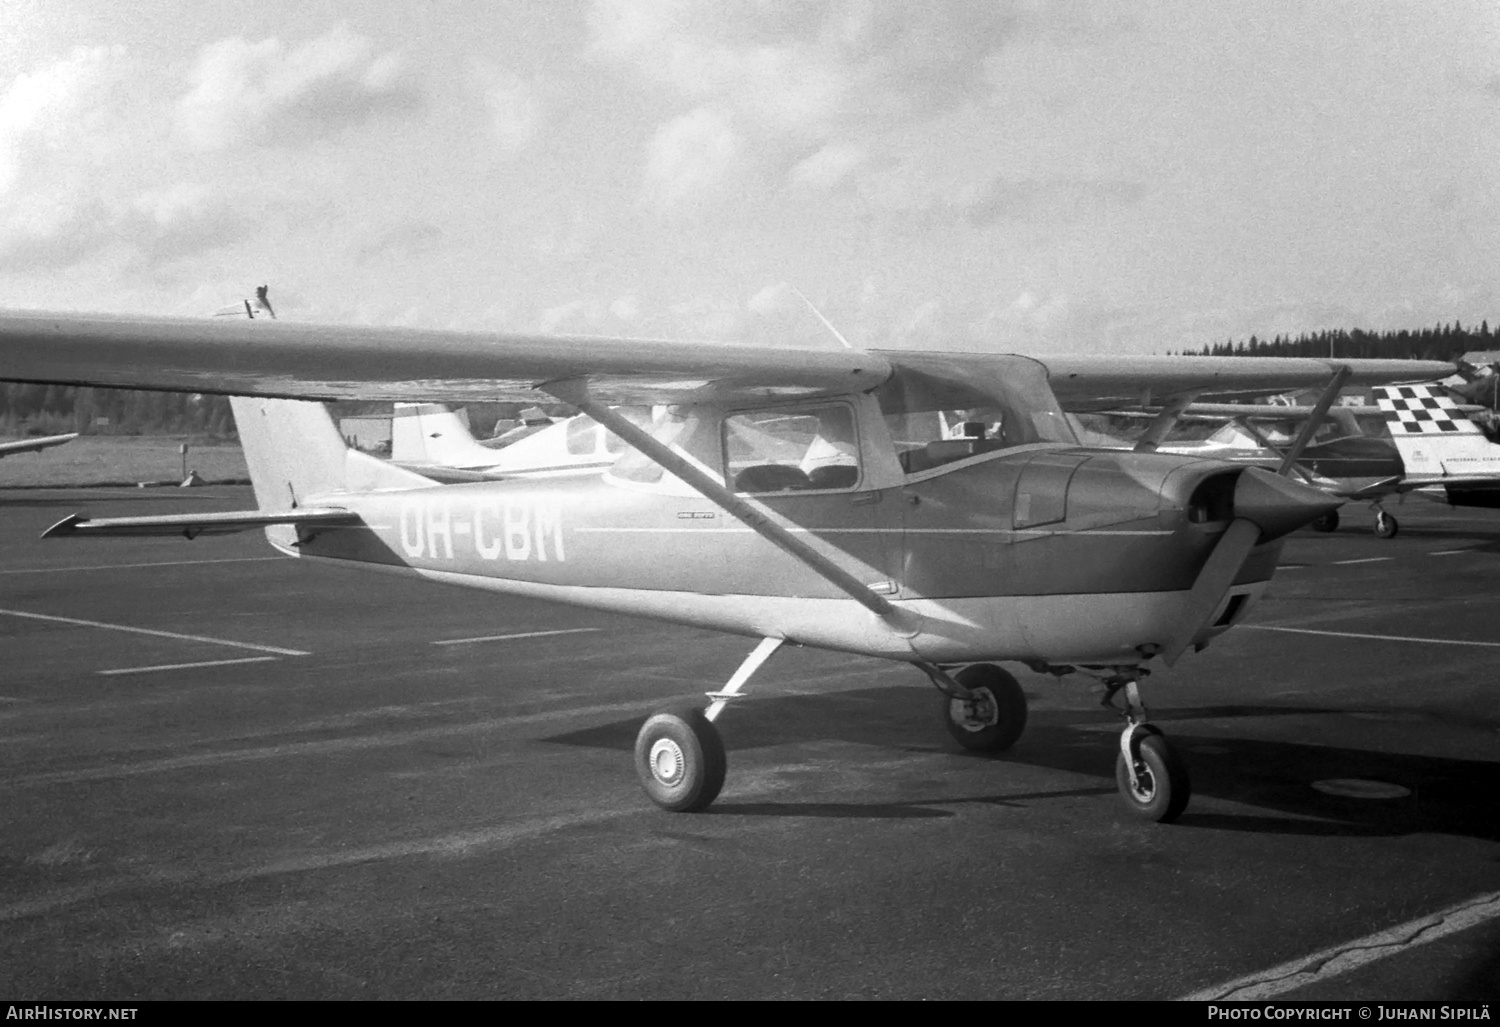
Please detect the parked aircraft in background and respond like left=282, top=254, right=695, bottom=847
left=1086, top=388, right=1500, bottom=538
left=0, top=432, right=78, bottom=459
left=0, top=307, right=1451, bottom=822
left=389, top=402, right=640, bottom=483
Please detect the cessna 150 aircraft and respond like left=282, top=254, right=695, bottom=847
left=0, top=309, right=1451, bottom=822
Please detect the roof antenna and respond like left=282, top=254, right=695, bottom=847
left=790, top=285, right=855, bottom=350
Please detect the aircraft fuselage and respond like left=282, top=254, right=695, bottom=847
left=284, top=446, right=1281, bottom=666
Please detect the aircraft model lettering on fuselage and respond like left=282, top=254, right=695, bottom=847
left=0, top=306, right=1454, bottom=824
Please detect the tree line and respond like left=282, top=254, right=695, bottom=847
left=1180, top=320, right=1495, bottom=362
left=0, top=384, right=237, bottom=437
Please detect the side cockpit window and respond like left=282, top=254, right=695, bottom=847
left=877, top=357, right=1077, bottom=476
left=724, top=404, right=861, bottom=494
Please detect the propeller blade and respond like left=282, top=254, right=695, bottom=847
left=1162, top=467, right=1342, bottom=666
left=1161, top=517, right=1260, bottom=666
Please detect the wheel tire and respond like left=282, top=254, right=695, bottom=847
left=1115, top=732, right=1191, bottom=823
left=1374, top=512, right=1399, bottom=539
left=942, top=664, right=1028, bottom=752
left=634, top=706, right=726, bottom=812
left=1310, top=510, right=1339, bottom=533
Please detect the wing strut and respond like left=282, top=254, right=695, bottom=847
left=540, top=379, right=912, bottom=629
left=1132, top=392, right=1200, bottom=453
left=1275, top=366, right=1352, bottom=476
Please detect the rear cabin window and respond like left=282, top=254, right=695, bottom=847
left=723, top=404, right=861, bottom=493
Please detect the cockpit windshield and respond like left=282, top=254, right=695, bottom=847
left=876, top=354, right=1076, bottom=475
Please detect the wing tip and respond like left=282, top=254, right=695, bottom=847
left=41, top=514, right=83, bottom=538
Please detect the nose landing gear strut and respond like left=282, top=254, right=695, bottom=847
left=1101, top=671, right=1191, bottom=823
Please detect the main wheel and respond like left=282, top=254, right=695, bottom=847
left=1374, top=511, right=1399, bottom=539
left=634, top=706, right=727, bottom=812
left=942, top=664, right=1028, bottom=752
left=1115, top=732, right=1190, bottom=823
left=1310, top=510, right=1339, bottom=533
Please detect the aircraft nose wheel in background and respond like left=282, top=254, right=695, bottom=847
left=941, top=663, right=1028, bottom=752
left=1373, top=510, right=1399, bottom=538
left=1310, top=509, right=1339, bottom=532
left=634, top=706, right=727, bottom=812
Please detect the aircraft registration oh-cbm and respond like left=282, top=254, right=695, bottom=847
left=0, top=311, right=1452, bottom=822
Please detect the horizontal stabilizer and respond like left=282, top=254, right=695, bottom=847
left=43, top=508, right=360, bottom=540
left=0, top=432, right=79, bottom=458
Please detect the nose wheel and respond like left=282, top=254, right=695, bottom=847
left=1104, top=673, right=1191, bottom=823
left=1373, top=509, right=1399, bottom=539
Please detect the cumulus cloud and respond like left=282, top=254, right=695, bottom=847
left=0, top=46, right=253, bottom=273
left=787, top=141, right=866, bottom=191
left=643, top=106, right=742, bottom=208
left=176, top=23, right=419, bottom=150
left=0, top=45, right=135, bottom=197
left=874, top=174, right=1148, bottom=229
left=589, top=1, right=1073, bottom=207
left=471, top=65, right=538, bottom=153
left=353, top=221, right=444, bottom=264
left=0, top=182, right=248, bottom=272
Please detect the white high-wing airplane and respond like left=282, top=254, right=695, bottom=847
left=0, top=308, right=1451, bottom=822
left=0, top=432, right=79, bottom=458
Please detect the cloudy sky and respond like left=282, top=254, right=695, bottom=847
left=1, top=0, right=1496, bottom=353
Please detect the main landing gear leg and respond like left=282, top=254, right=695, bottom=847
left=1103, top=672, right=1191, bottom=823
left=634, top=637, right=784, bottom=812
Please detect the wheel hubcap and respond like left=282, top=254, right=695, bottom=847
left=1128, top=761, right=1156, bottom=802
left=951, top=688, right=998, bottom=732
left=648, top=738, right=685, bottom=785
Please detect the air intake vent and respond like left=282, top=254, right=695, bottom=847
left=1188, top=471, right=1239, bottom=524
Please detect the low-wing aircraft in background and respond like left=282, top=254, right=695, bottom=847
left=388, top=402, right=638, bottom=483
left=0, top=308, right=1452, bottom=822
left=0, top=431, right=79, bottom=459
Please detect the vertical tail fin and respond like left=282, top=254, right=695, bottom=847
left=230, top=397, right=430, bottom=546
left=1373, top=385, right=1496, bottom=477
left=390, top=403, right=501, bottom=470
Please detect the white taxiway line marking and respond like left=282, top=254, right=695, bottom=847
left=98, top=656, right=280, bottom=677
left=432, top=627, right=603, bottom=646
left=1180, top=890, right=1500, bottom=1000
left=0, top=608, right=311, bottom=656
left=0, top=557, right=284, bottom=575
left=1332, top=557, right=1393, bottom=565
left=1428, top=549, right=1472, bottom=556
left=1243, top=625, right=1500, bottom=649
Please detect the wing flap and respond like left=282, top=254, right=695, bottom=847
left=1039, top=356, right=1453, bottom=410
left=42, top=508, right=360, bottom=539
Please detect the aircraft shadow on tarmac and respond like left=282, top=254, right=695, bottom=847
left=545, top=686, right=1500, bottom=840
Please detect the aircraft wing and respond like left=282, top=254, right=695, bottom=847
left=0, top=432, right=79, bottom=457
left=42, top=508, right=360, bottom=539
left=1038, top=356, right=1452, bottom=411
left=0, top=311, right=1455, bottom=410
left=0, top=311, right=891, bottom=406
